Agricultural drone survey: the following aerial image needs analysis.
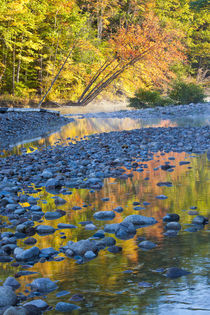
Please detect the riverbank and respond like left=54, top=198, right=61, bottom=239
left=0, top=102, right=209, bottom=151
left=0, top=109, right=73, bottom=150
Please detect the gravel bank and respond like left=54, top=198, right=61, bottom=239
left=0, top=110, right=73, bottom=150
left=67, top=102, right=210, bottom=121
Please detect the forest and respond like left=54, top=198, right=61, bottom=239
left=0, top=0, right=209, bottom=106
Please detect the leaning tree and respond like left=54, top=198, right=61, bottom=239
left=39, top=12, right=185, bottom=107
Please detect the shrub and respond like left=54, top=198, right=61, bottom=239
left=169, top=81, right=205, bottom=104
left=129, top=89, right=174, bottom=108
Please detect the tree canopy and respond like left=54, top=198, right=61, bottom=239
left=0, top=0, right=209, bottom=105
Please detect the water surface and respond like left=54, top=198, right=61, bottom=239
left=0, top=109, right=209, bottom=314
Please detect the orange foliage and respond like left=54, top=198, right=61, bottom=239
left=110, top=12, right=186, bottom=85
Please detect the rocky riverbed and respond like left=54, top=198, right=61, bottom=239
left=0, top=109, right=73, bottom=150
left=0, top=103, right=209, bottom=314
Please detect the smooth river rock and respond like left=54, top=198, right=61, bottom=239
left=0, top=286, right=17, bottom=307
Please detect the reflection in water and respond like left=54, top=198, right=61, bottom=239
left=0, top=152, right=209, bottom=314
left=3, top=117, right=177, bottom=156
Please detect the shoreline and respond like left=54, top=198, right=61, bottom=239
left=0, top=110, right=73, bottom=151
left=0, top=102, right=209, bottom=151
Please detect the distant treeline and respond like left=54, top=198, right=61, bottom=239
left=0, top=0, right=209, bottom=104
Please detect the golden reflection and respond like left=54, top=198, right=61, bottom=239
left=8, top=151, right=208, bottom=289
left=3, top=118, right=177, bottom=156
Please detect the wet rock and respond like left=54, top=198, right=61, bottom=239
left=23, top=238, right=37, bottom=245
left=113, top=206, right=123, bottom=213
left=115, top=222, right=136, bottom=240
left=55, top=302, right=80, bottom=312
left=138, top=240, right=157, bottom=250
left=123, top=214, right=157, bottom=227
left=84, top=250, right=96, bottom=259
left=3, top=277, right=20, bottom=291
left=0, top=286, right=17, bottom=307
left=163, top=213, right=180, bottom=222
left=45, top=179, right=62, bottom=191
left=192, top=215, right=208, bottom=225
left=57, top=223, right=76, bottom=229
left=85, top=223, right=97, bottom=230
left=30, top=206, right=42, bottom=212
left=165, top=222, right=181, bottom=230
left=166, top=267, right=191, bottom=279
left=107, top=246, right=122, bottom=253
left=92, top=230, right=105, bottom=238
left=96, top=237, right=116, bottom=249
left=23, top=299, right=48, bottom=310
left=0, top=255, right=13, bottom=263
left=45, top=210, right=65, bottom=220
left=3, top=306, right=27, bottom=315
left=93, top=211, right=115, bottom=220
left=36, top=225, right=55, bottom=235
left=133, top=206, right=145, bottom=211
left=104, top=223, right=119, bottom=233
left=23, top=305, right=42, bottom=315
left=67, top=239, right=98, bottom=256
left=163, top=230, right=178, bottom=237
left=14, top=247, right=40, bottom=261
left=54, top=197, right=66, bottom=205
left=184, top=226, right=202, bottom=232
left=41, top=170, right=53, bottom=179
left=30, top=278, right=58, bottom=293
left=72, top=206, right=82, bottom=211
left=40, top=247, right=58, bottom=258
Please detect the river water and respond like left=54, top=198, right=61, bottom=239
left=0, top=105, right=210, bottom=314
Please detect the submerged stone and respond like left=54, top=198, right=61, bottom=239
left=30, top=278, right=58, bottom=293
left=55, top=302, right=80, bottom=312
left=166, top=267, right=191, bottom=279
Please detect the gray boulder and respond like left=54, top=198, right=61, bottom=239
left=104, top=223, right=119, bottom=233
left=54, top=197, right=66, bottom=205
left=3, top=277, right=20, bottom=290
left=57, top=223, right=76, bottom=229
left=3, top=306, right=27, bottom=315
left=30, top=278, right=57, bottom=293
left=165, top=222, right=181, bottom=230
left=36, top=225, right=55, bottom=235
left=45, top=211, right=65, bottom=220
left=138, top=240, right=157, bottom=250
left=0, top=286, right=17, bottom=307
left=84, top=251, right=96, bottom=259
left=23, top=299, right=48, bottom=310
left=93, top=211, right=115, bottom=220
left=14, top=247, right=40, bottom=261
left=67, top=239, right=98, bottom=256
left=115, top=222, right=136, bottom=240
left=123, top=214, right=157, bottom=226
left=192, top=215, right=208, bottom=225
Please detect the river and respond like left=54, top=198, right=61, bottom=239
left=0, top=103, right=209, bottom=314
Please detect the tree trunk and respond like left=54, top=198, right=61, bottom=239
left=12, top=42, right=16, bottom=95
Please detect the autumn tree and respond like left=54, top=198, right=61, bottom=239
left=68, top=12, right=185, bottom=106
